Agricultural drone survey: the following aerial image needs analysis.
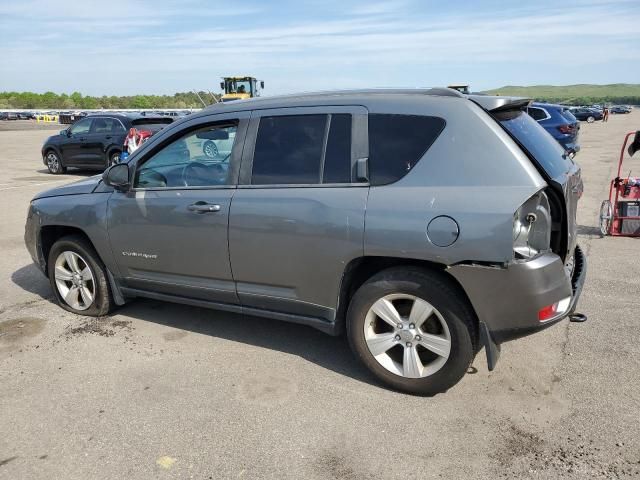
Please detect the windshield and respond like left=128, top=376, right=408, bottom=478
left=225, top=79, right=252, bottom=95
left=494, top=109, right=573, bottom=178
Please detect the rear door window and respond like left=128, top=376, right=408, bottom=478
left=368, top=114, right=446, bottom=186
left=251, top=114, right=353, bottom=185
left=252, top=114, right=326, bottom=185
left=495, top=110, right=573, bottom=178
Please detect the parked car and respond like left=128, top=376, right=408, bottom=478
left=41, top=113, right=174, bottom=174
left=0, top=112, right=19, bottom=120
left=570, top=107, right=603, bottom=123
left=202, top=129, right=236, bottom=158
left=527, top=103, right=580, bottom=154
left=25, top=89, right=586, bottom=395
left=610, top=105, right=631, bottom=114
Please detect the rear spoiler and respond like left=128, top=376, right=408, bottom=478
left=466, top=94, right=532, bottom=112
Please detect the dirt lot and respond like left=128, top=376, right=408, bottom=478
left=1, top=115, right=639, bottom=479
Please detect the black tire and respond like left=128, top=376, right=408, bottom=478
left=45, top=150, right=67, bottom=174
left=346, top=267, right=476, bottom=396
left=47, top=235, right=114, bottom=316
left=108, top=150, right=121, bottom=167
left=203, top=140, right=218, bottom=158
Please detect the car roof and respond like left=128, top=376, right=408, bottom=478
left=85, top=112, right=170, bottom=122
left=531, top=102, right=566, bottom=110
left=196, top=88, right=531, bottom=118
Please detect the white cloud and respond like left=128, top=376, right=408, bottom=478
left=0, top=0, right=638, bottom=94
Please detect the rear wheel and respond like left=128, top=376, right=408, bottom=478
left=203, top=140, right=218, bottom=158
left=347, top=268, right=475, bottom=396
left=587, top=116, right=595, bottom=123
left=45, top=151, right=66, bottom=174
left=108, top=150, right=121, bottom=167
left=599, top=200, right=613, bottom=236
left=48, top=235, right=114, bottom=316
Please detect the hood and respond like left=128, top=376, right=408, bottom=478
left=33, top=175, right=103, bottom=200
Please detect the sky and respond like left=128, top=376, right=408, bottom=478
left=0, top=0, right=639, bottom=96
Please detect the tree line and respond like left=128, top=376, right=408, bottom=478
left=0, top=91, right=220, bottom=110
left=2, top=90, right=639, bottom=110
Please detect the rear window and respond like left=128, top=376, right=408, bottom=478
left=132, top=119, right=173, bottom=134
left=527, top=107, right=547, bottom=121
left=368, top=114, right=446, bottom=185
left=495, top=110, right=573, bottom=178
left=560, top=109, right=577, bottom=122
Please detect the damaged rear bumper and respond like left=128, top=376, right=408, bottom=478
left=449, top=245, right=587, bottom=370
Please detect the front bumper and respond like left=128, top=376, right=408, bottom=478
left=24, top=202, right=46, bottom=274
left=449, top=245, right=586, bottom=354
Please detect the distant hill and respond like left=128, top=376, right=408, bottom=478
left=484, top=84, right=640, bottom=105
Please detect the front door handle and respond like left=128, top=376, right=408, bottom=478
left=188, top=202, right=221, bottom=213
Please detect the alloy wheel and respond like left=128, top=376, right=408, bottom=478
left=363, top=294, right=451, bottom=378
left=203, top=141, right=218, bottom=158
left=46, top=152, right=60, bottom=173
left=54, top=251, right=95, bottom=311
left=599, top=200, right=612, bottom=237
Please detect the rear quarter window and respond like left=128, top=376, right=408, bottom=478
left=368, top=114, right=445, bottom=186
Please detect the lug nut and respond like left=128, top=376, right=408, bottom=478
left=409, top=323, right=415, bottom=329
left=395, top=335, right=401, bottom=341
left=406, top=342, right=412, bottom=347
left=397, top=323, right=403, bottom=329
left=415, top=335, right=421, bottom=341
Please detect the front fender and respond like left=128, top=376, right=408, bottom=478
left=29, top=193, right=119, bottom=275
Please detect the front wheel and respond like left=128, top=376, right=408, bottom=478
left=45, top=151, right=67, bottom=174
left=347, top=267, right=475, bottom=396
left=48, top=235, right=114, bottom=316
left=599, top=200, right=612, bottom=236
left=587, top=116, right=595, bottom=123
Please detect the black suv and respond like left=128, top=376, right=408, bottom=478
left=42, top=113, right=173, bottom=174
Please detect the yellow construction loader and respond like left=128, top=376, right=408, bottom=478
left=219, top=76, right=264, bottom=102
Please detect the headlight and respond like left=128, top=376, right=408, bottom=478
left=513, top=191, right=552, bottom=259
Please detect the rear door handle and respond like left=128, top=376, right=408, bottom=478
left=187, top=202, right=221, bottom=213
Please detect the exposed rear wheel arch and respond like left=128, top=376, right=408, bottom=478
left=336, top=256, right=479, bottom=346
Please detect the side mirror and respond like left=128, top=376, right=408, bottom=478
left=102, top=163, right=130, bottom=191
left=220, top=82, right=225, bottom=90
left=628, top=131, right=640, bottom=157
left=60, top=129, right=67, bottom=136
left=260, top=81, right=265, bottom=89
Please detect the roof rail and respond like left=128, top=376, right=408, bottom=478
left=204, top=87, right=465, bottom=109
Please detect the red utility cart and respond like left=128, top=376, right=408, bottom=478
left=600, top=131, right=640, bottom=236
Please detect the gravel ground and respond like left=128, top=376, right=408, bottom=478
left=0, top=113, right=639, bottom=479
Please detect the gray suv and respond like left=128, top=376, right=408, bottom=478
left=24, top=89, right=586, bottom=395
